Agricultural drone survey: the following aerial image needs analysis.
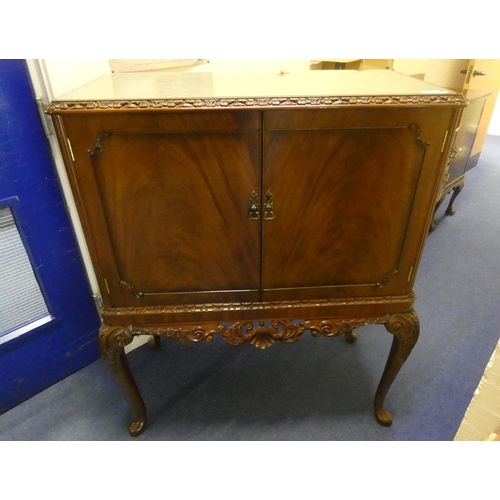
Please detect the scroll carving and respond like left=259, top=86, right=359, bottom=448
left=408, top=122, right=430, bottom=148
left=120, top=280, right=144, bottom=298
left=130, top=316, right=391, bottom=350
left=98, top=324, right=134, bottom=370
left=384, top=311, right=420, bottom=360
left=87, top=130, right=111, bottom=158
left=98, top=311, right=418, bottom=436
left=375, top=269, right=399, bottom=288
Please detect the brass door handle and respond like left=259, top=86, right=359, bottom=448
left=263, top=190, right=275, bottom=220
left=248, top=191, right=260, bottom=220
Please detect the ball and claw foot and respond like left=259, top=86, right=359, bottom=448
left=345, top=329, right=357, bottom=343
left=129, top=417, right=146, bottom=437
left=375, top=407, right=393, bottom=427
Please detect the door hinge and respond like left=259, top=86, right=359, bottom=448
left=441, top=130, right=449, bottom=153
left=66, top=138, right=75, bottom=161
left=408, top=266, right=414, bottom=282
left=93, top=294, right=103, bottom=319
left=35, top=97, right=55, bottom=138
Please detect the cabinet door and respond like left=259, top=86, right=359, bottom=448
left=262, top=109, right=436, bottom=301
left=61, top=111, right=261, bottom=306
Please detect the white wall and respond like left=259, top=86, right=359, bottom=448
left=393, top=59, right=469, bottom=89
left=488, top=98, right=500, bottom=135
left=41, top=59, right=111, bottom=100
left=188, top=59, right=312, bottom=73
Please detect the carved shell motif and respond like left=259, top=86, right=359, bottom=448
left=127, top=317, right=391, bottom=351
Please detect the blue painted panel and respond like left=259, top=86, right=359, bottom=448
left=0, top=60, right=100, bottom=412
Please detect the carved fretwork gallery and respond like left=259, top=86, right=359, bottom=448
left=47, top=70, right=465, bottom=436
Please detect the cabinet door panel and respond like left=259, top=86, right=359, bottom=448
left=262, top=125, right=425, bottom=297
left=92, top=130, right=261, bottom=304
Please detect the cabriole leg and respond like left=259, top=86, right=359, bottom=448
left=344, top=328, right=357, bottom=343
left=98, top=324, right=147, bottom=437
left=445, top=183, right=464, bottom=216
left=430, top=197, right=445, bottom=232
left=148, top=334, right=161, bottom=350
left=374, top=311, right=420, bottom=426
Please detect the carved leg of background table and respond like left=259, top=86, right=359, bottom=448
left=445, top=183, right=464, bottom=216
left=374, top=311, right=420, bottom=426
left=148, top=335, right=161, bottom=350
left=429, top=197, right=445, bottom=232
left=98, top=324, right=147, bottom=437
left=344, top=328, right=357, bottom=343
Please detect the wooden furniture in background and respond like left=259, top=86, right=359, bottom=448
left=393, top=59, right=499, bottom=230
left=47, top=70, right=465, bottom=436
left=431, top=89, right=489, bottom=230
left=461, top=60, right=500, bottom=165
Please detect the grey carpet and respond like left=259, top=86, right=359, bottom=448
left=1, top=135, right=500, bottom=441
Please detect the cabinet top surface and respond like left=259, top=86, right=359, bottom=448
left=48, top=69, right=465, bottom=112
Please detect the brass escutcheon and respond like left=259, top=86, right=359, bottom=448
left=248, top=191, right=259, bottom=220
left=264, top=190, right=275, bottom=220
